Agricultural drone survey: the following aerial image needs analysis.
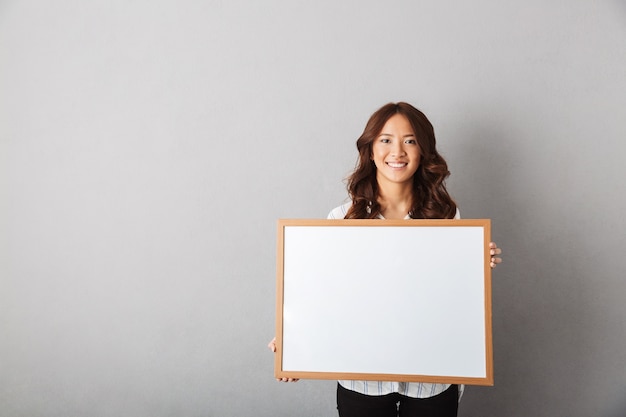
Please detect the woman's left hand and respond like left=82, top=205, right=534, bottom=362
left=489, top=242, right=502, bottom=269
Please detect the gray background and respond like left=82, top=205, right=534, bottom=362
left=1, top=1, right=625, bottom=416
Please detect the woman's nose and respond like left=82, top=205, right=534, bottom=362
left=391, top=143, right=406, bottom=157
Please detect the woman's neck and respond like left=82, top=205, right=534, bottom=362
left=377, top=183, right=413, bottom=219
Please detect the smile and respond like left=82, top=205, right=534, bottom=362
left=386, top=162, right=408, bottom=168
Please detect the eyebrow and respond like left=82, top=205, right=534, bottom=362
left=379, top=133, right=416, bottom=138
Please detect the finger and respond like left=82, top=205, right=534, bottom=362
left=490, top=248, right=502, bottom=255
left=268, top=337, right=277, bottom=352
left=276, top=377, right=299, bottom=382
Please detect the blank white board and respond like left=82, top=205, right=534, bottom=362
left=275, top=219, right=493, bottom=385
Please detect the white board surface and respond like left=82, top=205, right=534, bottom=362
left=275, top=219, right=493, bottom=385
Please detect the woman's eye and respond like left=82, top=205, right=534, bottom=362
left=405, top=139, right=417, bottom=144
left=380, top=138, right=391, bottom=143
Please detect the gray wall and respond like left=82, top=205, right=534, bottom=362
left=1, top=1, right=625, bottom=416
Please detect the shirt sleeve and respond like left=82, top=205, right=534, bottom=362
left=328, top=203, right=351, bottom=219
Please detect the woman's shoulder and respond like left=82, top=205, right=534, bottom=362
left=327, top=203, right=459, bottom=219
left=327, top=202, right=352, bottom=219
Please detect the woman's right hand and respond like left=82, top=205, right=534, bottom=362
left=268, top=337, right=299, bottom=382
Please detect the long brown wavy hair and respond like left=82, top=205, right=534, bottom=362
left=344, top=102, right=457, bottom=219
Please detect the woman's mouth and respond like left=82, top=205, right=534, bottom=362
left=386, top=162, right=407, bottom=168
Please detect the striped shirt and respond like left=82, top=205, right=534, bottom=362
left=327, top=202, right=463, bottom=400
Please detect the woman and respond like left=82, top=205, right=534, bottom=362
left=270, top=102, right=502, bottom=417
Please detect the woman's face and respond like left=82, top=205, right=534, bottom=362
left=371, top=113, right=421, bottom=188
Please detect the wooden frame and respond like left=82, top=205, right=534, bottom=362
left=275, top=219, right=493, bottom=385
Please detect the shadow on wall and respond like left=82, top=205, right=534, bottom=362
left=449, top=123, right=533, bottom=414
left=607, top=399, right=626, bottom=417
left=449, top=122, right=604, bottom=416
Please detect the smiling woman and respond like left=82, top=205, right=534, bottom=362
left=270, top=102, right=502, bottom=417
